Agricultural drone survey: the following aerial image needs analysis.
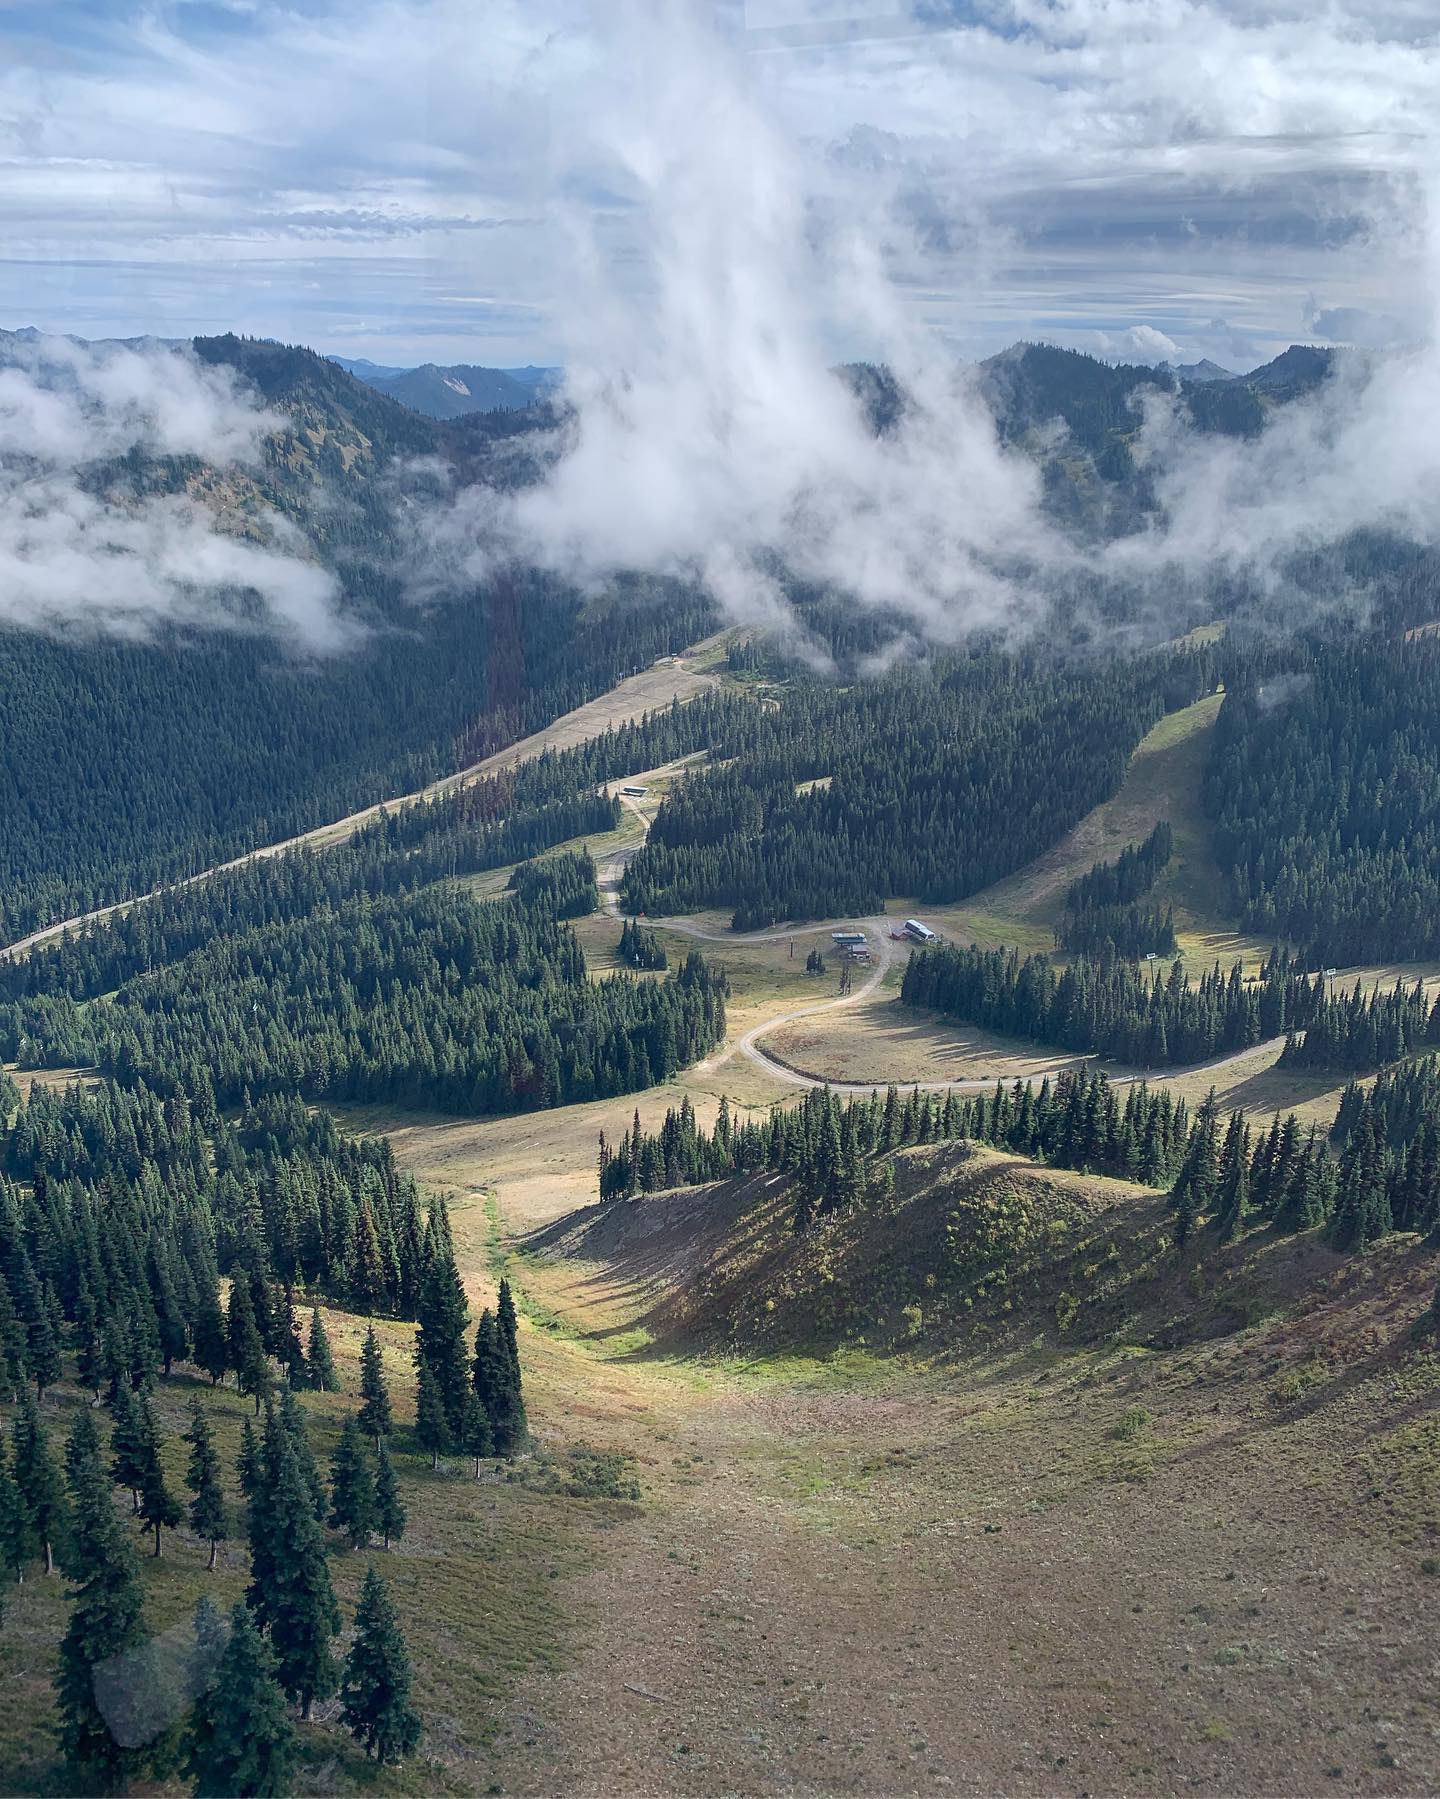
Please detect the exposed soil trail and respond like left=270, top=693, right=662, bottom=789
left=0, top=649, right=721, bottom=962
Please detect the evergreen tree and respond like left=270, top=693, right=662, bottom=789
left=63, top=1403, right=104, bottom=1505
left=472, top=1308, right=527, bottom=1457
left=374, top=1442, right=406, bottom=1550
left=276, top=1290, right=307, bottom=1390
left=1172, top=1089, right=1221, bottom=1247
left=27, top=1278, right=65, bottom=1399
left=227, top=1280, right=271, bottom=1413
left=496, top=1278, right=521, bottom=1375
left=414, top=1361, right=450, bottom=1470
left=340, top=1567, right=423, bottom=1765
left=191, top=1283, right=230, bottom=1389
left=0, top=1266, right=28, bottom=1401
left=109, top=1382, right=147, bottom=1516
left=236, top=1417, right=262, bottom=1506
left=247, top=1409, right=340, bottom=1719
left=185, top=1601, right=295, bottom=1798
left=306, top=1307, right=339, bottom=1393
left=415, top=1237, right=469, bottom=1437
left=328, top=1416, right=377, bottom=1551
left=55, top=1403, right=149, bottom=1790
left=270, top=1388, right=324, bottom=1524
left=150, top=1246, right=189, bottom=1376
left=134, top=1396, right=182, bottom=1558
left=0, top=1431, right=35, bottom=1585
left=1213, top=1112, right=1251, bottom=1242
left=1214, top=1147, right=1250, bottom=1243
left=73, top=1280, right=105, bottom=1401
left=358, top=1324, right=393, bottom=1448
left=183, top=1401, right=230, bottom=1571
left=13, top=1392, right=66, bottom=1575
left=461, top=1387, right=493, bottom=1478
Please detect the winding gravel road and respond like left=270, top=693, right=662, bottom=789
left=599, top=840, right=1282, bottom=1097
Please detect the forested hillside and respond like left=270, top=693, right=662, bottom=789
left=0, top=776, right=727, bottom=1117
left=1207, top=635, right=1440, bottom=963
left=0, top=337, right=713, bottom=944
left=622, top=649, right=1212, bottom=927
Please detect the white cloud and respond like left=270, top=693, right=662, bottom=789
left=1083, top=325, right=1184, bottom=364
left=414, top=0, right=1440, bottom=643
left=0, top=336, right=346, bottom=645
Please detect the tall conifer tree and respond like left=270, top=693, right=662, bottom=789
left=414, top=1361, right=450, bottom=1470
left=13, top=1393, right=66, bottom=1575
left=247, top=1409, right=340, bottom=1720
left=185, top=1602, right=295, bottom=1798
left=55, top=1404, right=149, bottom=1790
left=183, top=1401, right=230, bottom=1571
left=329, top=1417, right=376, bottom=1551
left=358, top=1325, right=393, bottom=1448
left=340, top=1567, right=422, bottom=1765
left=134, top=1396, right=182, bottom=1556
left=374, top=1442, right=406, bottom=1550
left=306, top=1307, right=339, bottom=1393
left=0, top=1432, right=33, bottom=1585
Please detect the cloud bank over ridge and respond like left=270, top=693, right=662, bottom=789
left=417, top=2, right=1440, bottom=646
left=0, top=336, right=345, bottom=646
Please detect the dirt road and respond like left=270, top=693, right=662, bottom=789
left=1, top=653, right=720, bottom=962
left=598, top=839, right=1281, bottom=1098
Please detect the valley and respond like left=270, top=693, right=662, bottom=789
left=3, top=387, right=1440, bottom=1799
left=316, top=649, right=1439, bottom=1790
left=5, top=6, right=1440, bottom=1793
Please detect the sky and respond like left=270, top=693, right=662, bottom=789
left=0, top=0, right=1433, bottom=372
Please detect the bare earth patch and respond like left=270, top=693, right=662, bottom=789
left=425, top=1163, right=1440, bottom=1799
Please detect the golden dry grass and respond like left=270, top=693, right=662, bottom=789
left=364, top=1124, right=1440, bottom=1797
left=0, top=1299, right=619, bottom=1796
left=766, top=996, right=1089, bottom=1086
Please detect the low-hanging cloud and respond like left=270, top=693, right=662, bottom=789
left=419, top=0, right=1440, bottom=648
left=419, top=1, right=1064, bottom=641
left=0, top=335, right=347, bottom=646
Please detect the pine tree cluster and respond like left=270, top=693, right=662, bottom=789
left=621, top=650, right=1213, bottom=928
left=1278, top=976, right=1438, bottom=1072
left=902, top=943, right=1324, bottom=1068
left=618, top=919, right=668, bottom=970
left=411, top=1215, right=527, bottom=1470
left=1056, top=823, right=1177, bottom=958
left=3, top=1357, right=431, bottom=1792
left=0, top=1083, right=430, bottom=1417
left=505, top=849, right=601, bottom=919
left=600, top=1075, right=1198, bottom=1224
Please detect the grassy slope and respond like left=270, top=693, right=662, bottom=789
left=868, top=689, right=1266, bottom=973
left=0, top=1299, right=627, bottom=1796
left=451, top=1139, right=1440, bottom=1794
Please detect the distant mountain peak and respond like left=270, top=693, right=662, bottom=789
left=1171, top=358, right=1235, bottom=383
left=322, top=356, right=549, bottom=419
left=1243, top=344, right=1337, bottom=391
